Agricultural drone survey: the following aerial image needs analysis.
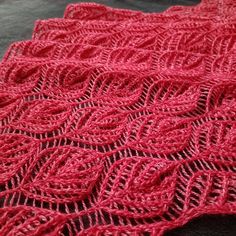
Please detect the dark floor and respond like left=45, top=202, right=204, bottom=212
left=0, top=0, right=236, bottom=235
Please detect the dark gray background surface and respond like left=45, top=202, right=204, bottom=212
left=0, top=1, right=236, bottom=235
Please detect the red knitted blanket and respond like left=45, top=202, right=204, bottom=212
left=0, top=0, right=236, bottom=235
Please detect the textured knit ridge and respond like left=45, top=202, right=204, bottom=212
left=0, top=0, right=236, bottom=235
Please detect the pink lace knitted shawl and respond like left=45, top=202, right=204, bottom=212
left=0, top=0, right=236, bottom=235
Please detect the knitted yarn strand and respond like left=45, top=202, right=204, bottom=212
left=0, top=0, right=235, bottom=235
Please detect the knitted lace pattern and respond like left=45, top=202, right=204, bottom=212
left=0, top=0, right=236, bottom=235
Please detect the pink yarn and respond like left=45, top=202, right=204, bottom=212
left=0, top=0, right=236, bottom=235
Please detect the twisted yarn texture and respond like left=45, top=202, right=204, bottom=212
left=0, top=0, right=236, bottom=235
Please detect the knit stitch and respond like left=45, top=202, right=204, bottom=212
left=0, top=1, right=236, bottom=235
